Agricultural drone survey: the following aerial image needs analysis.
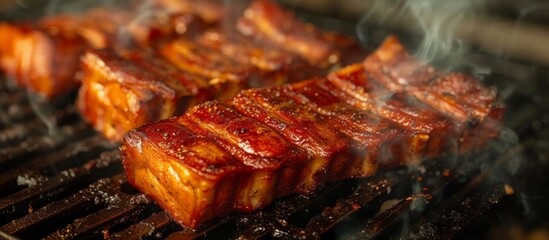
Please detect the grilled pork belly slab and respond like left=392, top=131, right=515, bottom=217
left=121, top=118, right=246, bottom=228
left=122, top=56, right=503, bottom=229
left=326, top=64, right=456, bottom=159
left=178, top=101, right=309, bottom=209
left=363, top=36, right=505, bottom=151
left=196, top=29, right=323, bottom=87
left=157, top=38, right=250, bottom=96
left=0, top=16, right=87, bottom=99
left=232, top=88, right=368, bottom=191
left=78, top=49, right=202, bottom=141
left=236, top=0, right=363, bottom=68
left=81, top=30, right=328, bottom=142
left=284, top=79, right=421, bottom=167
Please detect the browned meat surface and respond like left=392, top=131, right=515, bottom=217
left=196, top=29, right=325, bottom=87
left=75, top=0, right=349, bottom=141
left=179, top=101, right=309, bottom=209
left=156, top=38, right=253, bottom=86
left=197, top=29, right=295, bottom=72
left=284, top=79, right=423, bottom=167
left=363, top=36, right=505, bottom=151
left=236, top=0, right=364, bottom=67
left=0, top=16, right=87, bottom=99
left=121, top=118, right=246, bottom=228
left=78, top=49, right=204, bottom=140
left=0, top=1, right=218, bottom=99
left=326, top=64, right=456, bottom=158
left=232, top=88, right=366, bottom=186
left=121, top=35, right=505, bottom=229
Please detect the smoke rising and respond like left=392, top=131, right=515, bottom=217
left=357, top=0, right=488, bottom=70
left=405, top=0, right=481, bottom=68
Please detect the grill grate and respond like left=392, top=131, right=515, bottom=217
left=0, top=82, right=518, bottom=239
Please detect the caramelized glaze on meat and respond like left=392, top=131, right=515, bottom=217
left=121, top=118, right=246, bottom=227
left=0, top=16, right=87, bottom=99
left=78, top=49, right=199, bottom=140
left=363, top=36, right=505, bottom=151
left=236, top=0, right=361, bottom=67
left=122, top=35, right=505, bottom=229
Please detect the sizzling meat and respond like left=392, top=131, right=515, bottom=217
left=0, top=16, right=87, bottom=99
left=77, top=49, right=216, bottom=141
left=363, top=36, right=505, bottom=151
left=121, top=36, right=505, bottom=228
left=79, top=0, right=352, bottom=141
left=196, top=29, right=323, bottom=87
left=236, top=0, right=365, bottom=67
left=0, top=2, right=211, bottom=99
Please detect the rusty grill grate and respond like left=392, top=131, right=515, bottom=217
left=0, top=75, right=522, bottom=240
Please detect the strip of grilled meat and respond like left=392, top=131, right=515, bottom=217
left=77, top=49, right=215, bottom=141
left=0, top=16, right=87, bottom=99
left=362, top=36, right=505, bottom=152
left=121, top=36, right=505, bottom=228
left=80, top=0, right=358, bottom=141
left=236, top=0, right=366, bottom=68
left=0, top=1, right=218, bottom=99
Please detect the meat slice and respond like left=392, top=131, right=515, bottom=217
left=121, top=93, right=370, bottom=227
left=121, top=36, right=504, bottom=229
left=284, top=79, right=421, bottom=167
left=326, top=64, right=456, bottom=158
left=0, top=16, right=87, bottom=99
left=196, top=29, right=323, bottom=87
left=363, top=36, right=505, bottom=151
left=156, top=38, right=250, bottom=97
left=0, top=2, right=218, bottom=99
left=121, top=50, right=214, bottom=105
left=232, top=88, right=368, bottom=190
left=78, top=49, right=204, bottom=141
left=236, top=0, right=358, bottom=67
left=197, top=30, right=295, bottom=72
left=178, top=101, right=309, bottom=209
left=121, top=118, right=246, bottom=228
